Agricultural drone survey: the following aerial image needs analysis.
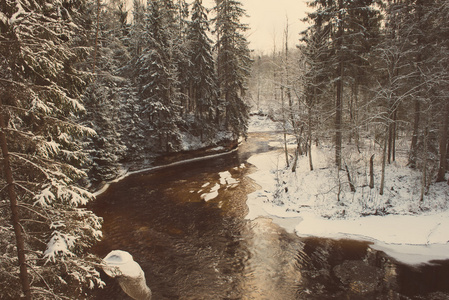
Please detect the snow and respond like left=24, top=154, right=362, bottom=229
left=200, top=171, right=240, bottom=201
left=44, top=231, right=76, bottom=262
left=219, top=171, right=239, bottom=186
left=34, top=186, right=56, bottom=207
left=0, top=12, right=7, bottom=25
left=247, top=114, right=282, bottom=132
left=39, top=140, right=61, bottom=157
left=179, top=129, right=232, bottom=152
left=102, top=250, right=144, bottom=279
left=9, top=1, right=25, bottom=24
left=245, top=116, right=449, bottom=265
left=201, top=183, right=220, bottom=201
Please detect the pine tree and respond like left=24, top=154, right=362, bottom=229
left=213, top=0, right=252, bottom=138
left=186, top=0, right=218, bottom=140
left=129, top=0, right=146, bottom=58
left=136, top=0, right=182, bottom=152
left=0, top=0, right=104, bottom=298
left=83, top=0, right=131, bottom=184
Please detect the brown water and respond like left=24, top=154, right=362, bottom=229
left=90, top=132, right=449, bottom=300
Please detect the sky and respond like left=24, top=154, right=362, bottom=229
left=203, top=0, right=310, bottom=54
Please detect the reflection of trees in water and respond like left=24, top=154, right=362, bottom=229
left=294, top=238, right=449, bottom=299
left=294, top=238, right=393, bottom=298
left=241, top=217, right=304, bottom=299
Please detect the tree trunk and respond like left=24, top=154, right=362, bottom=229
left=308, top=103, right=314, bottom=171
left=281, top=86, right=289, bottom=168
left=291, top=148, right=299, bottom=173
left=335, top=59, right=343, bottom=169
left=0, top=102, right=31, bottom=299
left=420, top=124, right=429, bottom=202
left=388, top=119, right=393, bottom=164
left=392, top=108, right=397, bottom=162
left=351, top=81, right=360, bottom=150
left=345, top=163, right=356, bottom=192
left=283, top=129, right=289, bottom=168
left=409, top=99, right=420, bottom=168
left=92, top=0, right=101, bottom=75
left=388, top=107, right=398, bottom=164
left=369, top=154, right=375, bottom=189
left=335, top=0, right=344, bottom=169
left=380, top=126, right=388, bottom=195
left=436, top=100, right=449, bottom=182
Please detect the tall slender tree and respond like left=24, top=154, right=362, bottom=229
left=136, top=0, right=182, bottom=152
left=300, top=21, right=333, bottom=171
left=434, top=0, right=449, bottom=183
left=213, top=0, right=252, bottom=138
left=187, top=0, right=218, bottom=139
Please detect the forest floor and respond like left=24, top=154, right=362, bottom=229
left=246, top=114, right=449, bottom=265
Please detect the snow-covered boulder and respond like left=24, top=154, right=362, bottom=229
left=102, top=250, right=152, bottom=300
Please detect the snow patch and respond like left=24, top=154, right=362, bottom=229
left=199, top=169, right=240, bottom=202
left=219, top=171, right=239, bottom=186
left=200, top=183, right=220, bottom=201
left=248, top=114, right=281, bottom=132
left=246, top=138, right=449, bottom=265
left=102, top=250, right=143, bottom=278
left=44, top=231, right=76, bottom=262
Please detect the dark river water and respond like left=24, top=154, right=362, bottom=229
left=90, top=132, right=449, bottom=300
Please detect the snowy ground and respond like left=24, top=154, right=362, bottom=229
left=246, top=115, right=449, bottom=265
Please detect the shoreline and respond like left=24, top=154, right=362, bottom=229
left=92, top=141, right=240, bottom=197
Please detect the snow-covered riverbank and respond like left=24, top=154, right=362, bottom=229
left=246, top=115, right=449, bottom=265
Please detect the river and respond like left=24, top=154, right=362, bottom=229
left=90, top=132, right=449, bottom=300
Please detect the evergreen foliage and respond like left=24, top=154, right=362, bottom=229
left=0, top=0, right=253, bottom=296
left=0, top=0, right=103, bottom=297
left=0, top=0, right=448, bottom=296
left=135, top=0, right=182, bottom=152
left=186, top=0, right=219, bottom=140
left=213, top=0, right=252, bottom=138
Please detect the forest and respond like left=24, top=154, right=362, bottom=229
left=0, top=0, right=448, bottom=298
left=0, top=0, right=250, bottom=298
left=249, top=0, right=449, bottom=194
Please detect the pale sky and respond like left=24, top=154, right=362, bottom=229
left=203, top=0, right=310, bottom=54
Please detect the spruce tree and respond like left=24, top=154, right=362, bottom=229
left=187, top=0, right=218, bottom=140
left=433, top=0, right=449, bottom=183
left=213, top=0, right=251, bottom=138
left=136, top=0, right=182, bottom=152
left=0, top=0, right=104, bottom=297
left=83, top=0, right=131, bottom=184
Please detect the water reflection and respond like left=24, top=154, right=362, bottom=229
left=89, top=132, right=449, bottom=300
left=242, top=218, right=303, bottom=299
left=294, top=238, right=398, bottom=299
